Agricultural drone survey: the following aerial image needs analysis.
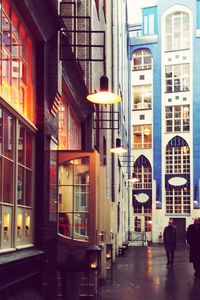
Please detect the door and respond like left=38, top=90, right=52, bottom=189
left=172, top=218, right=186, bottom=245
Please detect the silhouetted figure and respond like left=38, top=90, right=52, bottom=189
left=163, top=219, right=177, bottom=267
left=186, top=218, right=200, bottom=277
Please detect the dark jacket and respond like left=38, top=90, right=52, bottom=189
left=163, top=224, right=177, bottom=250
left=186, top=223, right=200, bottom=263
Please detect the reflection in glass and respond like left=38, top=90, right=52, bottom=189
left=74, top=213, right=88, bottom=240
left=3, top=13, right=11, bottom=52
left=25, top=169, right=32, bottom=207
left=3, top=112, right=13, bottom=159
left=0, top=158, right=2, bottom=202
left=3, top=158, right=13, bottom=204
left=0, top=109, right=2, bottom=154
left=18, top=124, right=24, bottom=164
left=59, top=212, right=71, bottom=237
left=17, top=165, right=24, bottom=205
left=58, top=156, right=90, bottom=241
left=26, top=131, right=32, bottom=168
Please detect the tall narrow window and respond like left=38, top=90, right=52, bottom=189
left=58, top=157, right=89, bottom=241
left=165, top=138, right=190, bottom=215
left=0, top=1, right=35, bottom=251
left=165, top=12, right=189, bottom=51
left=1, top=3, right=35, bottom=123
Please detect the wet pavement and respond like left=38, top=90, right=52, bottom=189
left=101, top=244, right=200, bottom=300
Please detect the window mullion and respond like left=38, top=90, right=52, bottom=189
left=13, top=118, right=18, bottom=248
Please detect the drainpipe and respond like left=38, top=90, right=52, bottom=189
left=111, top=0, right=115, bottom=203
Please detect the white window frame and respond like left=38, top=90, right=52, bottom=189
left=133, top=85, right=152, bottom=110
left=133, top=125, right=152, bottom=149
left=132, top=49, right=152, bottom=71
left=165, top=105, right=190, bottom=132
left=0, top=108, right=35, bottom=251
left=166, top=145, right=190, bottom=174
left=165, top=12, right=190, bottom=51
left=165, top=64, right=190, bottom=93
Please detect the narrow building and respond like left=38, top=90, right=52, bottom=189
left=129, top=0, right=200, bottom=244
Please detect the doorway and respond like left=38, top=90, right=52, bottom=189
left=172, top=218, right=186, bottom=245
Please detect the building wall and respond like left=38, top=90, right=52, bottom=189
left=129, top=0, right=200, bottom=243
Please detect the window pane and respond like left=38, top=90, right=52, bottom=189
left=25, top=209, right=32, bottom=242
left=2, top=13, right=11, bottom=53
left=3, top=112, right=14, bottom=159
left=59, top=212, right=71, bottom=237
left=25, top=169, right=32, bottom=206
left=18, top=124, right=25, bottom=164
left=17, top=165, right=24, bottom=205
left=74, top=185, right=89, bottom=212
left=74, top=213, right=88, bottom=241
left=26, top=131, right=33, bottom=168
left=1, top=206, right=12, bottom=249
left=3, top=158, right=13, bottom=203
left=59, top=186, right=73, bottom=212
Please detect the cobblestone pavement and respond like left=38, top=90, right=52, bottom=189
left=101, top=245, right=200, bottom=300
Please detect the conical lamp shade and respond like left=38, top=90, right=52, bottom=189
left=127, top=172, right=140, bottom=183
left=87, top=76, right=122, bottom=104
left=110, top=138, right=128, bottom=154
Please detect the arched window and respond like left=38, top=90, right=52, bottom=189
left=165, top=136, right=190, bottom=214
left=132, top=49, right=152, bottom=70
left=165, top=12, right=189, bottom=51
left=134, top=155, right=152, bottom=190
left=165, top=137, right=190, bottom=174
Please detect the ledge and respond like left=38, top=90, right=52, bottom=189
left=0, top=248, right=44, bottom=266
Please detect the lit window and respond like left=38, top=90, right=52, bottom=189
left=134, top=217, right=141, bottom=232
left=58, top=157, right=90, bottom=241
left=145, top=216, right=152, bottom=232
left=0, top=107, right=34, bottom=249
left=0, top=1, right=35, bottom=251
left=132, top=85, right=152, bottom=110
left=1, top=3, right=35, bottom=123
left=133, top=125, right=152, bottom=149
left=58, top=97, right=81, bottom=150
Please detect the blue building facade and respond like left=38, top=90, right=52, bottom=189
left=129, top=0, right=200, bottom=242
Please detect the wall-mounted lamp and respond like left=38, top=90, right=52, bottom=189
left=110, top=138, right=127, bottom=154
left=87, top=75, right=122, bottom=104
left=127, top=172, right=140, bottom=183
left=86, top=245, right=101, bottom=270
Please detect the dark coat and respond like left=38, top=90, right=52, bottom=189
left=163, top=225, right=177, bottom=250
left=186, top=223, right=200, bottom=263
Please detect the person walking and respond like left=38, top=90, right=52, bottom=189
left=186, top=217, right=200, bottom=277
left=163, top=218, right=177, bottom=267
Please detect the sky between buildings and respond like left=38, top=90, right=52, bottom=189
left=127, top=0, right=157, bottom=24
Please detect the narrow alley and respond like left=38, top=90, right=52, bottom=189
left=101, top=245, right=200, bottom=300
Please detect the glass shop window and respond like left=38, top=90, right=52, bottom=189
left=58, top=156, right=90, bottom=241
left=0, top=106, right=34, bottom=250
left=0, top=0, right=35, bottom=124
